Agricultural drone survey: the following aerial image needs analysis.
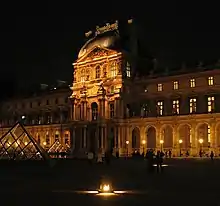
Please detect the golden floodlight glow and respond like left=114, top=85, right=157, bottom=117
left=199, top=138, right=204, bottom=144
left=160, top=139, right=164, bottom=144
left=103, top=184, right=110, bottom=192
left=24, top=142, right=28, bottom=146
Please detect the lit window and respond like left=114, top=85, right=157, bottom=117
left=109, top=103, right=114, bottom=118
left=190, top=78, right=195, bottom=88
left=208, top=96, right=215, bottom=112
left=110, top=62, right=117, bottom=77
left=126, top=62, right=131, bottom=77
left=172, top=100, right=180, bottom=114
left=208, top=125, right=211, bottom=143
left=173, top=81, right=179, bottom=90
left=157, top=83, right=163, bottom=92
left=157, top=101, right=163, bottom=116
left=95, top=66, right=101, bottom=79
left=103, top=65, right=107, bottom=77
left=208, top=76, right=214, bottom=86
left=189, top=98, right=196, bottom=113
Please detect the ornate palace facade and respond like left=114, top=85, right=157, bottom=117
left=1, top=19, right=220, bottom=157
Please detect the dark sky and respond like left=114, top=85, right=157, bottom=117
left=2, top=2, right=220, bottom=93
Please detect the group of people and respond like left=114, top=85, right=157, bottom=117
left=145, top=149, right=165, bottom=173
left=87, top=150, right=111, bottom=165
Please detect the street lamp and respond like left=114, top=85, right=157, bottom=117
left=160, top=139, right=164, bottom=151
left=125, top=140, right=129, bottom=158
left=142, top=139, right=146, bottom=154
left=199, top=138, right=203, bottom=157
left=179, top=139, right=183, bottom=157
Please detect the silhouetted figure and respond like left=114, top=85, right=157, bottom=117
left=210, top=151, right=214, bottom=160
left=168, top=150, right=172, bottom=158
left=116, top=150, right=119, bottom=159
left=156, top=151, right=164, bottom=173
left=186, top=150, right=189, bottom=157
left=105, top=151, right=110, bottom=165
left=146, top=150, right=154, bottom=173
left=199, top=150, right=202, bottom=157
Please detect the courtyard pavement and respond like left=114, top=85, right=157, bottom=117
left=0, top=158, right=220, bottom=206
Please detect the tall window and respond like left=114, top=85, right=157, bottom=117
left=110, top=62, right=117, bottom=77
left=95, top=66, right=101, bottom=79
left=103, top=65, right=107, bottom=77
left=109, top=103, right=114, bottom=118
left=208, top=76, right=214, bottom=86
left=208, top=96, right=215, bottom=112
left=91, top=102, right=98, bottom=121
left=126, top=61, right=131, bottom=77
left=81, top=69, right=86, bottom=82
left=208, top=125, right=211, bottom=143
left=190, top=78, right=195, bottom=88
left=157, top=101, right=163, bottom=116
left=55, top=131, right=59, bottom=142
left=172, top=100, right=180, bottom=114
left=189, top=98, right=196, bottom=113
left=173, top=81, right=179, bottom=90
left=157, top=83, right=163, bottom=92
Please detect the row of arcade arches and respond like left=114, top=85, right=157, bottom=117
left=131, top=123, right=220, bottom=150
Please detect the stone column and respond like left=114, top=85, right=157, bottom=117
left=173, top=124, right=178, bottom=156
left=190, top=124, right=196, bottom=156
left=71, top=127, right=76, bottom=153
left=210, top=121, right=216, bottom=153
left=114, top=97, right=120, bottom=118
left=83, top=126, right=87, bottom=148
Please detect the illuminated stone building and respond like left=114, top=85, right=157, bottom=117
left=1, top=19, right=220, bottom=157
left=0, top=81, right=72, bottom=150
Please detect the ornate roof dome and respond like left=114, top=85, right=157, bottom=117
left=78, top=29, right=121, bottom=59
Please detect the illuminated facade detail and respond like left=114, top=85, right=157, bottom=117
left=173, top=81, right=179, bottom=90
left=109, top=102, right=114, bottom=118
left=157, top=83, right=163, bottom=92
left=190, top=98, right=197, bottom=113
left=110, top=62, right=117, bottom=77
left=190, top=78, right=196, bottom=88
left=96, top=66, right=101, bottom=79
left=157, top=101, right=163, bottom=116
left=172, top=100, right=180, bottom=114
left=126, top=62, right=131, bottom=77
left=208, top=76, right=214, bottom=86
left=208, top=96, right=215, bottom=112
left=81, top=69, right=86, bottom=82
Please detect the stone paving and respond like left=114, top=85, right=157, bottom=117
left=1, top=158, right=220, bottom=206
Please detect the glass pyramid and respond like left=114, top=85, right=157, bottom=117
left=0, top=122, right=50, bottom=160
left=48, top=140, right=70, bottom=154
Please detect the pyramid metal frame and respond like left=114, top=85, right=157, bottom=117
left=0, top=121, right=50, bottom=160
left=48, top=140, right=70, bottom=154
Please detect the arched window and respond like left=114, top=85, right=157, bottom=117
left=91, top=102, right=98, bottom=120
left=95, top=66, right=101, bottom=79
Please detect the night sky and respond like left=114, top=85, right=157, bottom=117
left=2, top=2, right=220, bottom=95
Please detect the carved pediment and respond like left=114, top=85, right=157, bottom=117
left=76, top=46, right=118, bottom=63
